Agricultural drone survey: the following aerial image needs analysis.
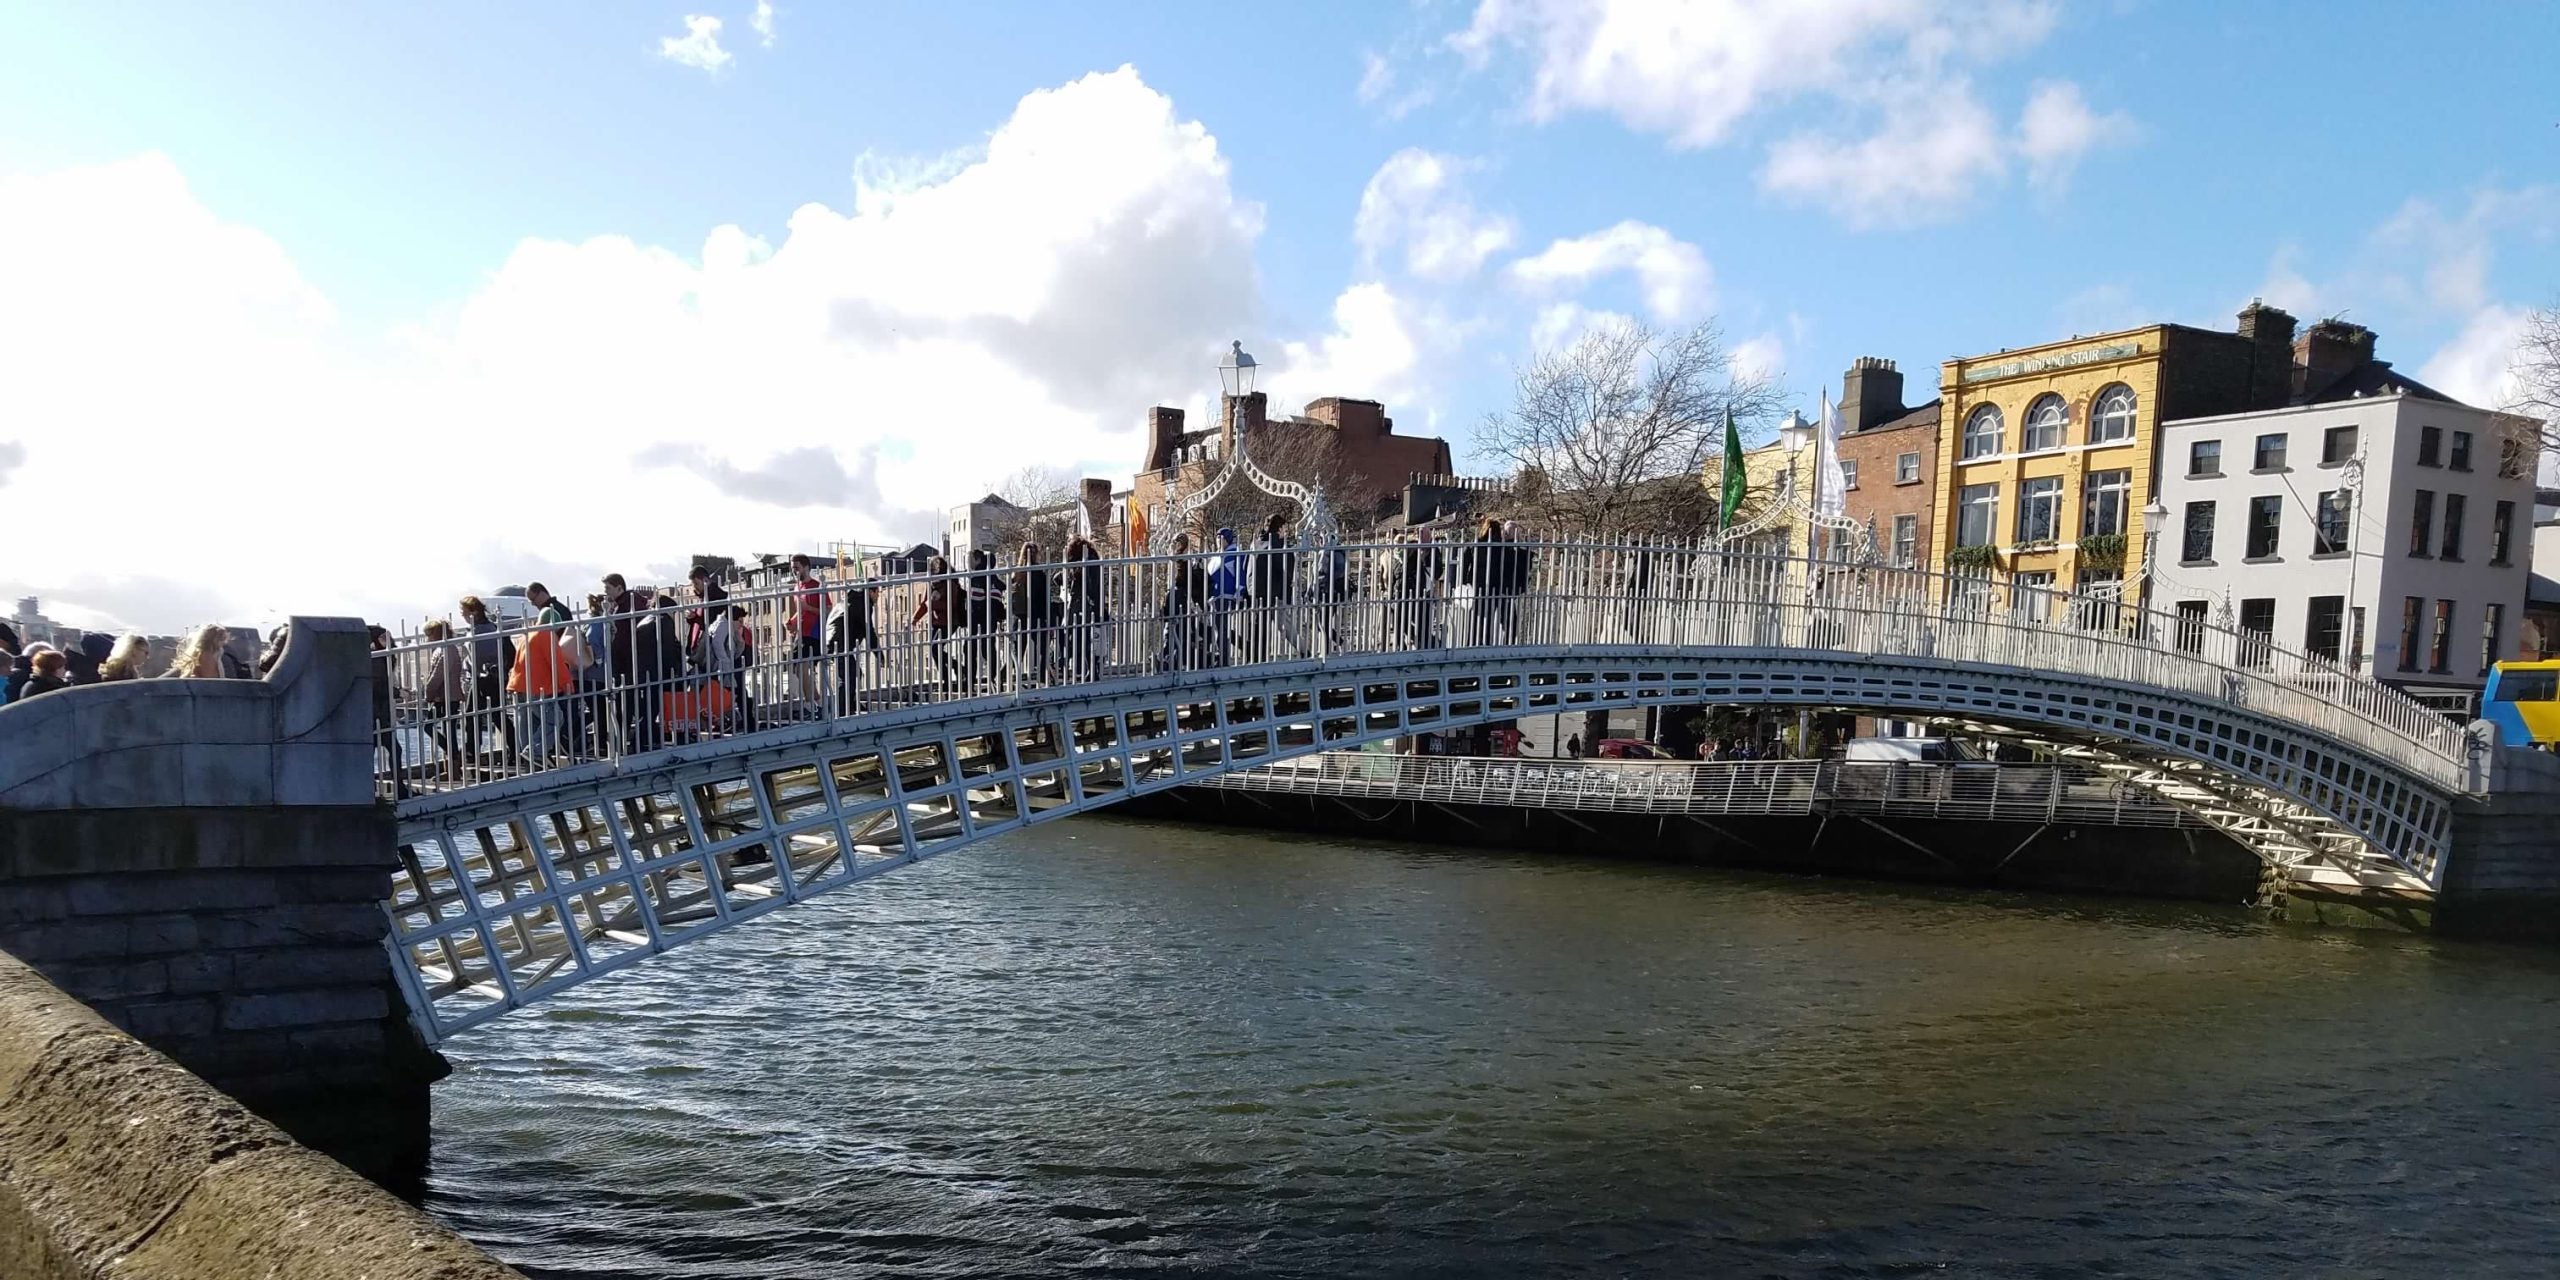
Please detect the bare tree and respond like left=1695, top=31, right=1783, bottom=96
left=982, top=465, right=1081, bottom=552
left=2514, top=304, right=2560, bottom=448
left=1476, top=318, right=1779, bottom=540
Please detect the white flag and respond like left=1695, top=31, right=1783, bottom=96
left=1815, top=388, right=1848, bottom=521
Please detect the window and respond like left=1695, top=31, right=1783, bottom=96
left=2189, top=440, right=2222, bottom=477
left=2501, top=435, right=2531, bottom=480
left=2022, top=395, right=2066, bottom=452
left=2409, top=489, right=2436, bottom=557
left=1896, top=451, right=1921, bottom=484
left=2483, top=603, right=2507, bottom=676
left=2441, top=493, right=2466, bottom=561
left=2090, top=384, right=2136, bottom=443
left=2246, top=494, right=2282, bottom=559
left=1961, top=405, right=2003, bottom=459
left=2397, top=597, right=2422, bottom=672
left=2238, top=598, right=2276, bottom=669
left=2321, top=425, right=2357, bottom=465
left=1892, top=514, right=1918, bottom=567
left=1956, top=483, right=1999, bottom=548
left=2016, top=476, right=2063, bottom=543
left=2430, top=600, right=2455, bottom=674
left=2314, top=490, right=2350, bottom=555
left=2492, top=500, right=2516, bottom=565
left=2081, top=469, right=2130, bottom=537
left=1776, top=467, right=1794, bottom=502
left=2012, top=571, right=2057, bottom=622
left=2496, top=669, right=2559, bottom=702
left=1840, top=459, right=1859, bottom=490
left=2254, top=432, right=2287, bottom=470
left=2306, top=596, right=2345, bottom=662
left=2450, top=430, right=2473, bottom=471
left=2417, top=426, right=2442, bottom=467
left=2181, top=500, right=2216, bottom=563
left=2175, top=599, right=2209, bottom=653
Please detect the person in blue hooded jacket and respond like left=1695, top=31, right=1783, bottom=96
left=1206, top=527, right=1246, bottom=666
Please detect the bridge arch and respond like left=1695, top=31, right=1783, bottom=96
left=389, top=642, right=2460, bottom=1043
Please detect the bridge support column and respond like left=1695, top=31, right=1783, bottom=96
left=2435, top=747, right=2560, bottom=942
left=0, top=618, right=441, bottom=1193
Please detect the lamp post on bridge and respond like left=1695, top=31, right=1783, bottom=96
left=2140, top=496, right=2170, bottom=641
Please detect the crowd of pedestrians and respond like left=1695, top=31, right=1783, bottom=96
left=0, top=620, right=251, bottom=706
left=370, top=515, right=1581, bottom=789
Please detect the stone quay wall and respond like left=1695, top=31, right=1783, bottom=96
left=0, top=617, right=443, bottom=1187
left=0, top=948, right=521, bottom=1279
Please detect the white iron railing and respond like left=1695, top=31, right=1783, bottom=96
left=1200, top=752, right=2207, bottom=827
left=373, top=540, right=2471, bottom=804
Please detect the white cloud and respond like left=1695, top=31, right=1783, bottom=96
left=1272, top=283, right=1429, bottom=410
left=2017, top=80, right=2135, bottom=191
left=1353, top=149, right=1515, bottom=282
left=1507, top=220, right=1711, bottom=321
left=2420, top=305, right=2532, bottom=410
left=1527, top=301, right=1634, bottom=354
left=658, top=14, right=732, bottom=72
left=750, top=0, right=775, bottom=48
left=0, top=69, right=1302, bottom=633
left=1731, top=331, right=1787, bottom=385
left=1452, top=0, right=2130, bottom=228
left=1761, top=79, right=2007, bottom=229
left=1357, top=52, right=1394, bottom=105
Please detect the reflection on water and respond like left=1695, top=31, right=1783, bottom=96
left=427, top=817, right=2560, bottom=1278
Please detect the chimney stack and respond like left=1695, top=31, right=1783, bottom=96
left=1145, top=406, right=1185, bottom=473
left=1840, top=356, right=1905, bottom=433
left=2295, top=319, right=2378, bottom=398
left=2236, top=298, right=2299, bottom=409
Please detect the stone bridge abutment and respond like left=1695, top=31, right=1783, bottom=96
left=0, top=617, right=440, bottom=1188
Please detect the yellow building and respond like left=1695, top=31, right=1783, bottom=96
left=1929, top=303, right=2302, bottom=608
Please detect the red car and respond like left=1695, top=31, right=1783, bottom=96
left=1593, top=738, right=1671, bottom=760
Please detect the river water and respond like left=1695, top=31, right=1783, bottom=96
left=425, top=818, right=2560, bottom=1279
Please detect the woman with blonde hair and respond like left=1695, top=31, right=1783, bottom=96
left=159, top=625, right=229, bottom=679
left=97, top=634, right=151, bottom=682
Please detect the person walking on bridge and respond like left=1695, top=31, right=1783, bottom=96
left=909, top=555, right=959, bottom=689
left=459, top=596, right=516, bottom=765
left=825, top=582, right=878, bottom=716
left=1009, top=541, right=1054, bottom=686
left=1061, top=536, right=1106, bottom=680
left=507, top=587, right=577, bottom=767
left=790, top=555, right=826, bottom=710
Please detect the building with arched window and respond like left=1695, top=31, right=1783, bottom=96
left=1929, top=302, right=2304, bottom=611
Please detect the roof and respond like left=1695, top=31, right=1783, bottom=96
left=2297, top=359, right=2461, bottom=407
left=1861, top=398, right=1942, bottom=434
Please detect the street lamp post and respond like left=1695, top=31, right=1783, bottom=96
left=2141, top=496, right=2170, bottom=641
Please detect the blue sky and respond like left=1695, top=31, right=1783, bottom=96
left=2, top=1, right=2555, bottom=630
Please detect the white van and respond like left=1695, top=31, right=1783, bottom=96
left=1843, top=736, right=1967, bottom=763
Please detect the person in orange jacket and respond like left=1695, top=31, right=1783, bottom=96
left=508, top=588, right=578, bottom=766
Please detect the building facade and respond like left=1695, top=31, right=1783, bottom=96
left=1930, top=304, right=2301, bottom=605
left=2155, top=393, right=2535, bottom=707
left=1132, top=394, right=1452, bottom=544
left=1834, top=357, right=1941, bottom=569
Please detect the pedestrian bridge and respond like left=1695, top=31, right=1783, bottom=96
left=380, top=543, right=2483, bottom=1042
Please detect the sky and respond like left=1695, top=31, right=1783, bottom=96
left=2, top=0, right=2555, bottom=635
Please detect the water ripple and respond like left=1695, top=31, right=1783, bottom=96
left=427, top=817, right=2560, bottom=1278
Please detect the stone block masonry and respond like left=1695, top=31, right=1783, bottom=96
left=0, top=949, right=522, bottom=1279
left=0, top=617, right=447, bottom=1190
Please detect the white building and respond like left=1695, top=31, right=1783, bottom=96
left=942, top=493, right=1022, bottom=560
left=2154, top=391, right=2536, bottom=712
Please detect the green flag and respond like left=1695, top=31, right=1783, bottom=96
left=1718, top=406, right=1745, bottom=531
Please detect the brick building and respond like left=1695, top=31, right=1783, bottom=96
left=1833, top=357, right=1942, bottom=569
left=1132, top=393, right=1452, bottom=541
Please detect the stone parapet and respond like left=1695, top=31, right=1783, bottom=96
left=0, top=949, right=520, bottom=1279
left=0, top=617, right=440, bottom=1186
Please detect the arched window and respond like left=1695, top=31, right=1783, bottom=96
left=2090, top=384, right=2137, bottom=443
left=2022, top=394, right=2067, bottom=452
left=1961, top=404, right=2004, bottom=459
